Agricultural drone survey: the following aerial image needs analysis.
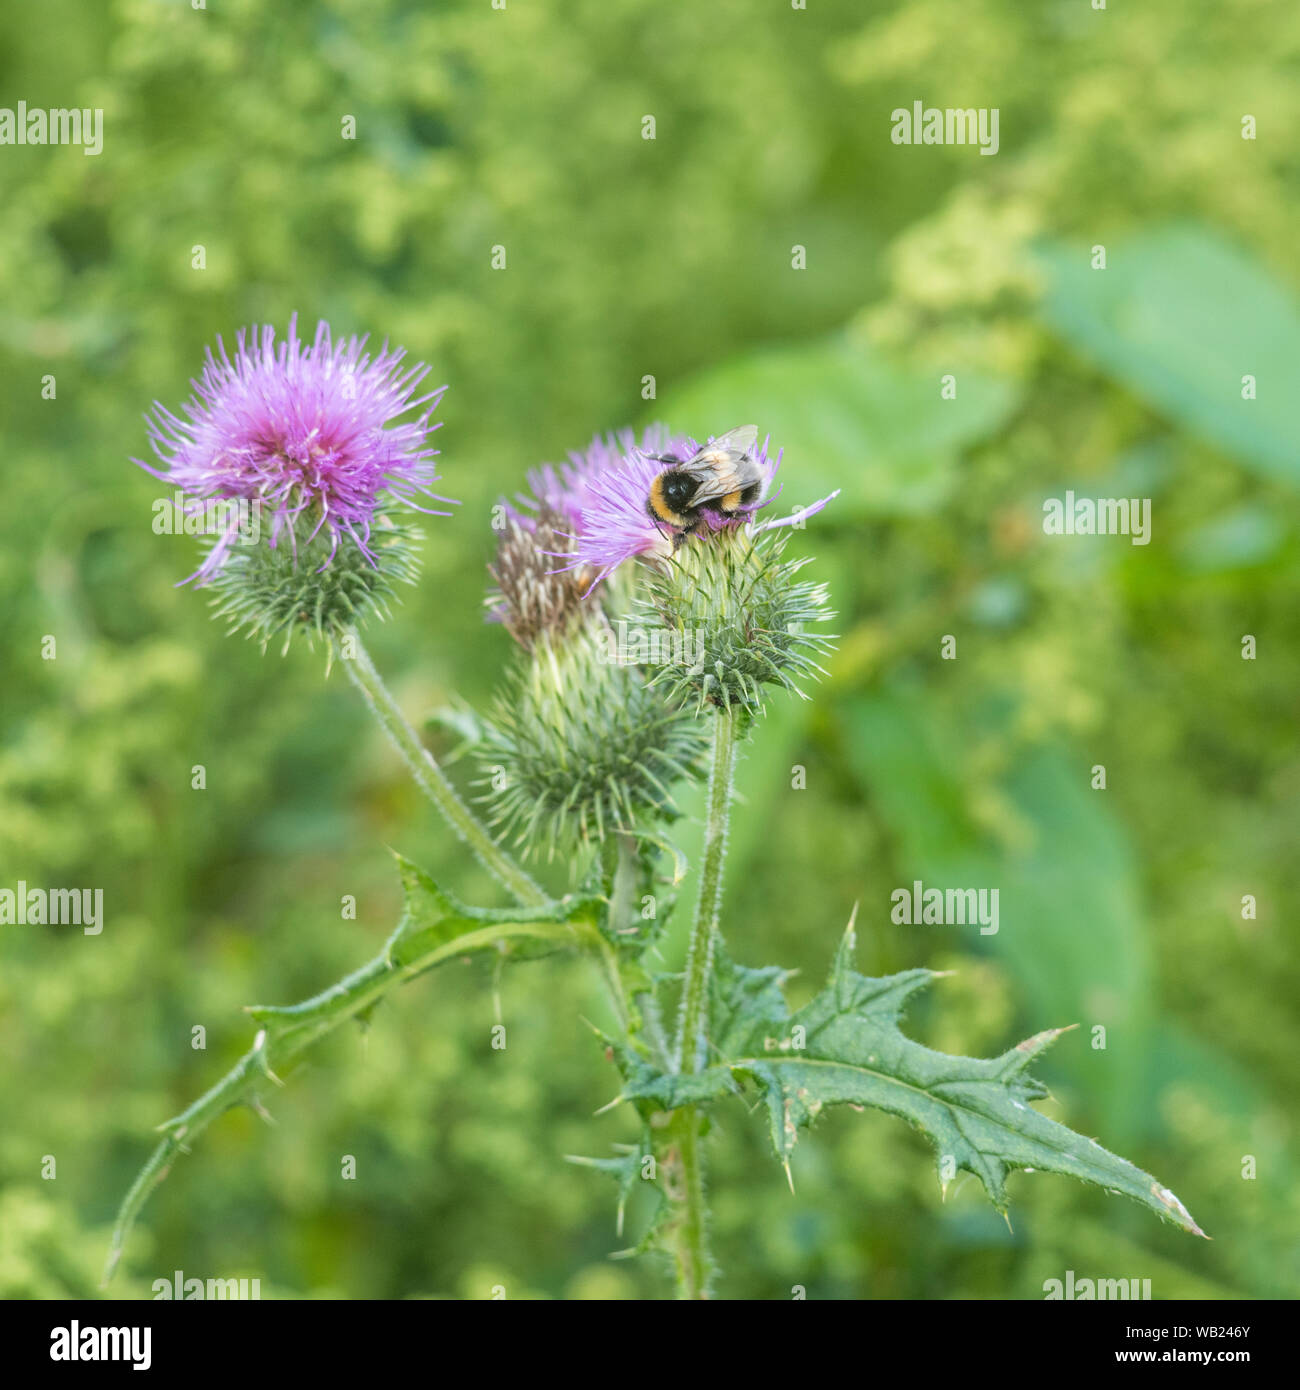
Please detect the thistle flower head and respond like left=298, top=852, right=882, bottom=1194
left=475, top=623, right=707, bottom=862
left=502, top=425, right=686, bottom=544
left=136, top=313, right=452, bottom=584
left=508, top=429, right=640, bottom=532
left=486, top=425, right=686, bottom=633
left=636, top=525, right=837, bottom=717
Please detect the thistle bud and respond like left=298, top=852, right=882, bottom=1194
left=475, top=621, right=706, bottom=862
left=486, top=506, right=594, bottom=649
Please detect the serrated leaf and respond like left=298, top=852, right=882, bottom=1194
left=708, top=950, right=790, bottom=1059
left=839, top=691, right=1156, bottom=1139
left=564, top=1148, right=641, bottom=1236
left=385, top=854, right=600, bottom=971
left=565, top=1137, right=664, bottom=1245
left=623, top=930, right=1206, bottom=1238
left=245, top=854, right=601, bottom=1035
left=423, top=703, right=485, bottom=763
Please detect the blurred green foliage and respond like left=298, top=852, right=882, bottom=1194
left=1, top=0, right=1297, bottom=1299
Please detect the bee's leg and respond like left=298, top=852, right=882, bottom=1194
left=647, top=511, right=674, bottom=547
left=672, top=520, right=698, bottom=552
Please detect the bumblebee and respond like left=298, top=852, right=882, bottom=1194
left=645, top=425, right=765, bottom=544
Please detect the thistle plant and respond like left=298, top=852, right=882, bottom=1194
left=107, top=343, right=1206, bottom=1296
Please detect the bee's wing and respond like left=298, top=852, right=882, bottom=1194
left=681, top=457, right=748, bottom=506
left=708, top=424, right=758, bottom=457
left=680, top=426, right=760, bottom=504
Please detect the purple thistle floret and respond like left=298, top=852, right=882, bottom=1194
left=507, top=426, right=661, bottom=533
left=135, top=314, right=453, bottom=584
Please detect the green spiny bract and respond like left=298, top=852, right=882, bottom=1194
left=205, top=510, right=422, bottom=654
left=635, top=526, right=837, bottom=716
left=475, top=622, right=707, bottom=862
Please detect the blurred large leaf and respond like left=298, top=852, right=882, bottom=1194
left=840, top=688, right=1155, bottom=1139
left=652, top=337, right=1019, bottom=516
left=1178, top=505, right=1288, bottom=572
left=1039, top=227, right=1300, bottom=483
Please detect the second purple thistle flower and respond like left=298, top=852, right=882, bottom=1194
left=540, top=424, right=838, bottom=589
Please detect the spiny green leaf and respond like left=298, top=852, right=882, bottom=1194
left=565, top=1139, right=658, bottom=1242
left=709, top=951, right=790, bottom=1059
left=384, top=854, right=601, bottom=971
left=423, top=703, right=485, bottom=762
left=622, top=925, right=1207, bottom=1239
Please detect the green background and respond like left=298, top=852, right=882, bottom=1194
left=1, top=0, right=1297, bottom=1299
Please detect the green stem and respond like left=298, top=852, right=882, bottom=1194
left=676, top=706, right=738, bottom=1072
left=670, top=705, right=740, bottom=1298
left=672, top=1114, right=712, bottom=1299
left=344, top=630, right=547, bottom=907
left=601, top=833, right=672, bottom=1068
left=597, top=835, right=639, bottom=1039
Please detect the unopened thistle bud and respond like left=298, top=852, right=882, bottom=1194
left=475, top=623, right=706, bottom=862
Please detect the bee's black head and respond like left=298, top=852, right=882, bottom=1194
left=656, top=469, right=697, bottom=512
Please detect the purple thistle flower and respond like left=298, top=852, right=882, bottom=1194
left=490, top=426, right=693, bottom=608
left=135, top=314, right=453, bottom=584
left=484, top=430, right=672, bottom=636
left=562, top=426, right=838, bottom=587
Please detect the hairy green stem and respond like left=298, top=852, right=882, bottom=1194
left=596, top=834, right=640, bottom=1039
left=670, top=705, right=739, bottom=1298
left=676, top=706, right=738, bottom=1072
left=672, top=1114, right=712, bottom=1299
left=344, top=631, right=547, bottom=907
